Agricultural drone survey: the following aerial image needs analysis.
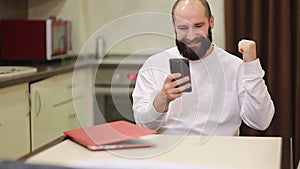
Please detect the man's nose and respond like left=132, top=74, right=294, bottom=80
left=186, top=28, right=197, bottom=41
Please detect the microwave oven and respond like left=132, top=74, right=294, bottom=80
left=0, top=19, right=73, bottom=61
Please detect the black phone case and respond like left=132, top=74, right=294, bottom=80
left=169, top=58, right=192, bottom=92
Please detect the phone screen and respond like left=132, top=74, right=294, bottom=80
left=169, top=58, right=192, bottom=92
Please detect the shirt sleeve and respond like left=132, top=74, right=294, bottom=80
left=239, top=59, right=275, bottom=130
left=132, top=60, right=167, bottom=131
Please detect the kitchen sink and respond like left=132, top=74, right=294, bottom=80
left=0, top=66, right=37, bottom=78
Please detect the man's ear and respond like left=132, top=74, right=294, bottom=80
left=210, top=16, right=215, bottom=29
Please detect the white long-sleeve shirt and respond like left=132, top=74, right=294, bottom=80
left=132, top=46, right=274, bottom=136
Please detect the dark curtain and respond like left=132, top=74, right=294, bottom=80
left=225, top=0, right=300, bottom=169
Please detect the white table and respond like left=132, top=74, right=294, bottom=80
left=26, top=135, right=282, bottom=169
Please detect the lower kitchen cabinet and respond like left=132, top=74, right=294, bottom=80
left=0, top=83, right=30, bottom=160
left=53, top=100, right=80, bottom=134
left=31, top=68, right=93, bottom=151
left=30, top=75, right=58, bottom=151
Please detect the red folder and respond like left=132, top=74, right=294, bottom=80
left=64, top=121, right=156, bottom=150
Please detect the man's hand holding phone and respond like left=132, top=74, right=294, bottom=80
left=164, top=73, right=191, bottom=100
left=169, top=58, right=192, bottom=92
left=153, top=59, right=192, bottom=113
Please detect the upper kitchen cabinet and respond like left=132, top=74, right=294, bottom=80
left=0, top=83, right=30, bottom=160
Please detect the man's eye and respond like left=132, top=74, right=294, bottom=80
left=195, top=25, right=203, bottom=28
left=178, top=27, right=188, bottom=30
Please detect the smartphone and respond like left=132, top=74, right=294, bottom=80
left=169, top=58, right=192, bottom=92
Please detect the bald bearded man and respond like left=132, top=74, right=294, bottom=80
left=132, top=0, right=274, bottom=136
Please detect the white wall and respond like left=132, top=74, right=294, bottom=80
left=28, top=0, right=225, bottom=55
left=207, top=0, right=225, bottom=50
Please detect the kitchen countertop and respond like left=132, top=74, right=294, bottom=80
left=0, top=57, right=91, bottom=88
left=0, top=54, right=150, bottom=89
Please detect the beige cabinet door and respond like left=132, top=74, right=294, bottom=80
left=72, top=68, right=94, bottom=127
left=53, top=68, right=94, bottom=132
left=31, top=68, right=94, bottom=151
left=0, top=83, right=30, bottom=160
left=53, top=99, right=80, bottom=134
left=30, top=77, right=56, bottom=151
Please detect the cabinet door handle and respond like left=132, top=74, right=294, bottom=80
left=35, top=91, right=41, bottom=117
left=69, top=114, right=76, bottom=118
left=67, top=84, right=74, bottom=89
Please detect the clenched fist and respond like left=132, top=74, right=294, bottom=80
left=238, top=39, right=257, bottom=62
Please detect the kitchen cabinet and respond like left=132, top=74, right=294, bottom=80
left=31, top=68, right=93, bottom=151
left=0, top=83, right=30, bottom=160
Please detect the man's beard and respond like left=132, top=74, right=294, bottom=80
left=176, top=28, right=212, bottom=60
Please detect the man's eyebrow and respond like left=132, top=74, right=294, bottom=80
left=176, top=24, right=188, bottom=27
left=175, top=20, right=206, bottom=28
left=176, top=21, right=205, bottom=26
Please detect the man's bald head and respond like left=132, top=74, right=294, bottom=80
left=172, top=0, right=212, bottom=22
